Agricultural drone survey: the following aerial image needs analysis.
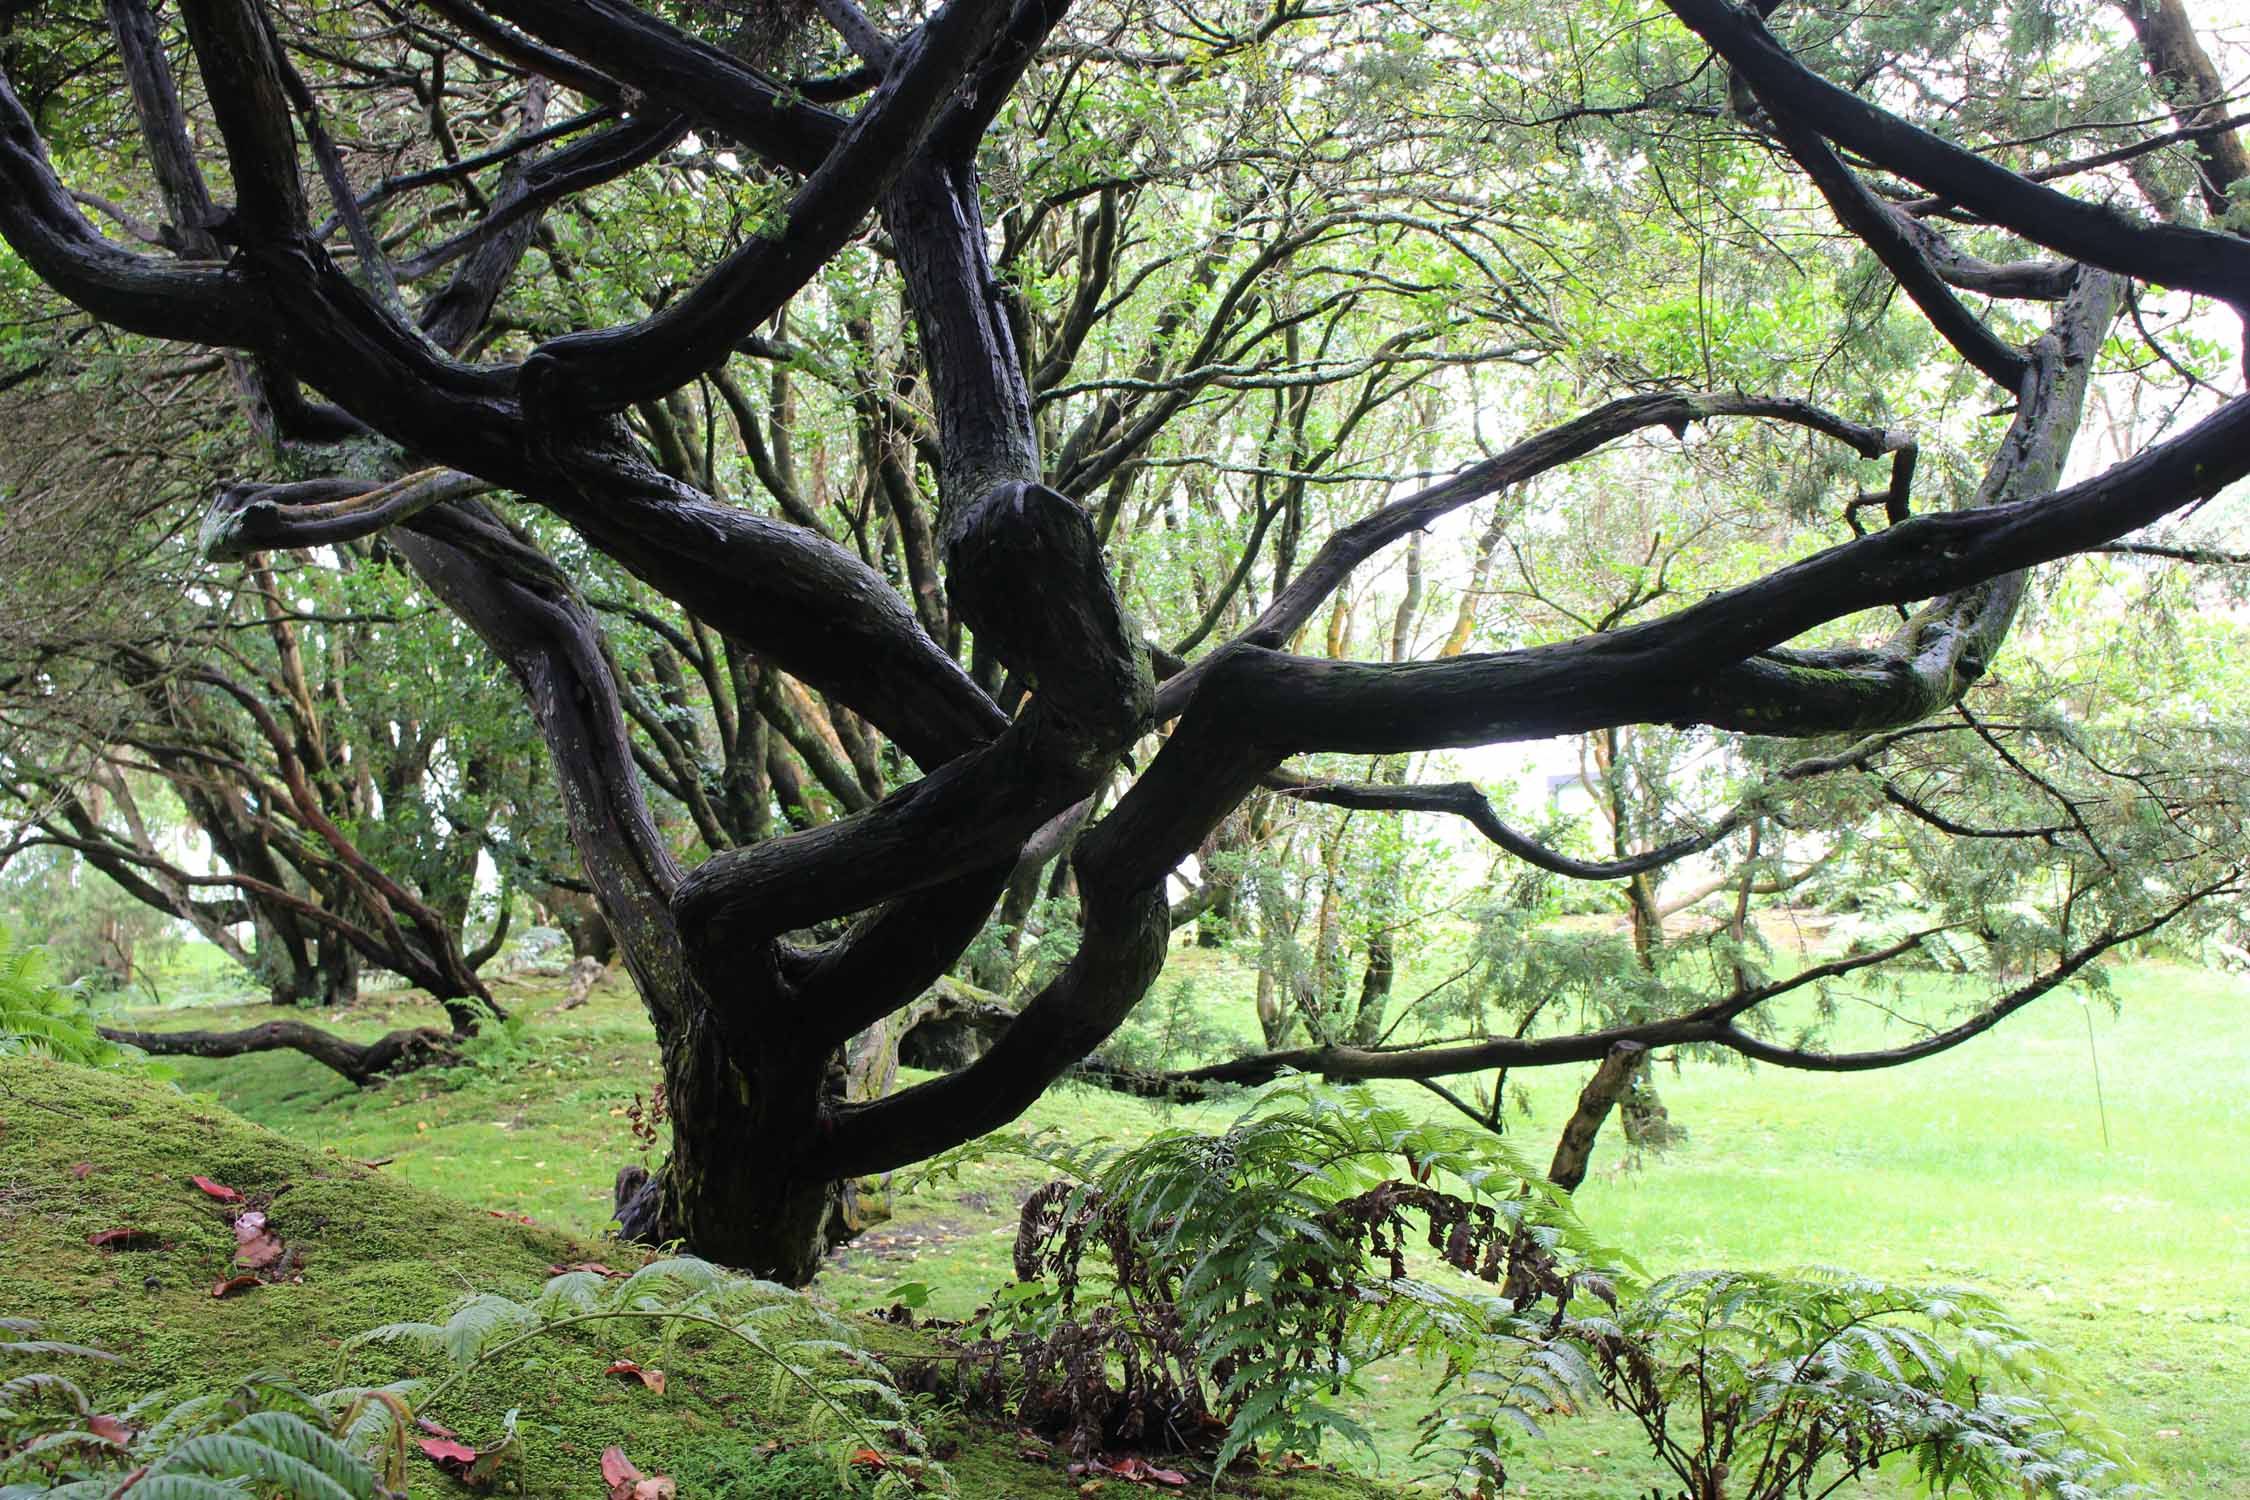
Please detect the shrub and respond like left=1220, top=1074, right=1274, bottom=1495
left=1420, top=1267, right=2139, bottom=1500
left=903, top=1083, right=1615, bottom=1471
left=0, top=929, right=147, bottom=1072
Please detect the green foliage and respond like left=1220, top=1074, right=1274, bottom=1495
left=664, top=1439, right=884, bottom=1500
left=914, top=1084, right=1620, bottom=1471
left=917, top=1087, right=2143, bottom=1500
left=0, top=845, right=182, bottom=1000
left=0, top=1321, right=400, bottom=1500
left=345, top=1256, right=946, bottom=1495
left=0, top=928, right=148, bottom=1072
left=4, top=1256, right=945, bottom=1499
left=1101, top=974, right=1236, bottom=1075
left=1422, top=1268, right=2139, bottom=1500
left=432, top=1010, right=540, bottom=1082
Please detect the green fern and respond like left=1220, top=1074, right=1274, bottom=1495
left=920, top=1083, right=1628, bottom=1470
left=344, top=1256, right=946, bottom=1495
left=5, top=1259, right=942, bottom=1497
left=1419, top=1266, right=2141, bottom=1500
left=0, top=929, right=148, bottom=1072
left=0, top=1328, right=391, bottom=1500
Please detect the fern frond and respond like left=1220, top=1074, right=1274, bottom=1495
left=149, top=1413, right=375, bottom=1500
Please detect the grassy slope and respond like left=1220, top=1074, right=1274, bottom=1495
left=0, top=1051, right=1390, bottom=1500
left=88, top=948, right=2250, bottom=1499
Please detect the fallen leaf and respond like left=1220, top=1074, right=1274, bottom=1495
left=418, top=1437, right=478, bottom=1471
left=210, top=1275, right=261, bottom=1299
left=232, top=1211, right=285, bottom=1270
left=1100, top=1457, right=1190, bottom=1486
left=850, top=1449, right=889, bottom=1469
left=1075, top=1457, right=1189, bottom=1487
left=606, top=1359, right=667, bottom=1395
left=601, top=1446, right=641, bottom=1499
left=416, top=1431, right=519, bottom=1490
left=85, top=1414, right=132, bottom=1445
left=189, top=1175, right=243, bottom=1203
left=601, top=1447, right=674, bottom=1500
left=416, top=1416, right=458, bottom=1439
left=89, top=1228, right=161, bottom=1251
left=550, top=1261, right=623, bottom=1278
left=70, top=1161, right=93, bottom=1180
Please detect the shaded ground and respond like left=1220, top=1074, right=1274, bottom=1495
left=0, top=1054, right=1395, bottom=1500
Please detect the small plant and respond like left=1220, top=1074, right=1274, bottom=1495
left=432, top=1007, right=536, bottom=1081
left=1420, top=1267, right=2139, bottom=1500
left=0, top=1317, right=402, bottom=1499
left=345, top=1256, right=946, bottom=1494
left=904, top=1084, right=1618, bottom=1472
left=0, top=929, right=149, bottom=1072
left=3, top=1257, right=943, bottom=1497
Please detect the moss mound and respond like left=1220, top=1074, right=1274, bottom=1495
left=0, top=1057, right=1398, bottom=1499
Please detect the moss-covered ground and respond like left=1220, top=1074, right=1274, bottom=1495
left=0, top=1051, right=1392, bottom=1500
left=36, top=945, right=2250, bottom=1498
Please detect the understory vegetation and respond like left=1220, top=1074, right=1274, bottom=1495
left=5, top=937, right=2240, bottom=1498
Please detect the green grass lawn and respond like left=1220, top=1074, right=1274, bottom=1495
left=104, top=944, right=2250, bottom=1498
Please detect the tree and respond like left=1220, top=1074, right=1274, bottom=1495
left=3, top=0, right=2249, bottom=1280
left=0, top=367, right=545, bottom=1065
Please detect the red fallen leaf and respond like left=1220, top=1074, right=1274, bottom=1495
left=70, top=1161, right=93, bottom=1180
left=85, top=1413, right=132, bottom=1445
left=232, top=1211, right=285, bottom=1270
left=1088, top=1457, right=1186, bottom=1483
left=417, top=1437, right=478, bottom=1474
left=89, top=1228, right=161, bottom=1251
left=190, top=1175, right=243, bottom=1203
left=601, top=1446, right=678, bottom=1500
left=416, top=1416, right=458, bottom=1439
left=606, top=1359, right=667, bottom=1395
left=484, top=1210, right=535, bottom=1225
left=211, top=1274, right=261, bottom=1299
left=849, top=1449, right=889, bottom=1469
left=550, top=1261, right=623, bottom=1278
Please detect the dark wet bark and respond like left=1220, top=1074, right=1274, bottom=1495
left=1548, top=1042, right=1647, bottom=1192
left=101, top=1019, right=456, bottom=1085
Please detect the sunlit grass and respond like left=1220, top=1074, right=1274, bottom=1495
left=123, top=945, right=2250, bottom=1498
